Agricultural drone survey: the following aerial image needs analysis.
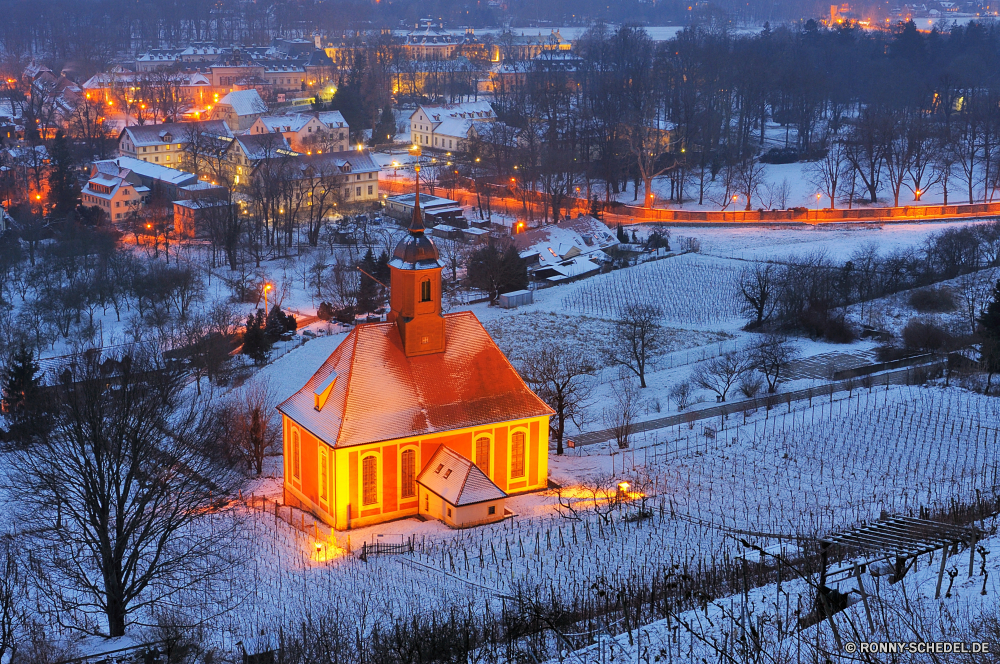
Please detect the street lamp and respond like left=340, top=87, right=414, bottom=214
left=263, top=283, right=273, bottom=312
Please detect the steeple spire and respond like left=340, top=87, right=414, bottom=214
left=410, top=164, right=424, bottom=234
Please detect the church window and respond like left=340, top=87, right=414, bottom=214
left=401, top=448, right=416, bottom=498
left=420, top=280, right=431, bottom=302
left=319, top=446, right=328, bottom=504
left=475, top=436, right=490, bottom=476
left=511, top=431, right=525, bottom=479
left=291, top=429, right=301, bottom=480
left=362, top=455, right=378, bottom=506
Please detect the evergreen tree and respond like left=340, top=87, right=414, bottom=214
left=242, top=309, right=272, bottom=364
left=616, top=223, right=628, bottom=244
left=373, top=103, right=396, bottom=146
left=48, top=130, right=78, bottom=218
left=978, top=280, right=1000, bottom=393
left=467, top=237, right=528, bottom=303
left=2, top=343, right=49, bottom=445
left=356, top=248, right=380, bottom=315
left=265, top=304, right=296, bottom=339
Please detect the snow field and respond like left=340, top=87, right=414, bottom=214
left=192, top=384, right=1000, bottom=660
left=559, top=254, right=749, bottom=328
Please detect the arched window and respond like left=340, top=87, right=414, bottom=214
left=420, top=279, right=431, bottom=302
left=318, top=446, right=329, bottom=505
left=475, top=436, right=490, bottom=476
left=361, top=455, right=378, bottom=506
left=291, top=429, right=301, bottom=480
left=400, top=448, right=416, bottom=499
left=510, top=431, right=526, bottom=479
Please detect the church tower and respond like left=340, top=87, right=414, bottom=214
left=387, top=166, right=446, bottom=356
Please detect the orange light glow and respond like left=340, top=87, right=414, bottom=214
left=34, top=194, right=41, bottom=200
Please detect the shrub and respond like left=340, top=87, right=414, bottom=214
left=759, top=147, right=800, bottom=164
left=901, top=318, right=952, bottom=352
left=908, top=286, right=957, bottom=313
left=317, top=302, right=335, bottom=321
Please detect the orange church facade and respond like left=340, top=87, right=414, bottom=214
left=278, top=178, right=553, bottom=530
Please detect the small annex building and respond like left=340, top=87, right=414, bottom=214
left=416, top=446, right=507, bottom=527
left=278, top=174, right=553, bottom=530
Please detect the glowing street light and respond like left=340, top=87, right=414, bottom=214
left=263, top=283, right=273, bottom=312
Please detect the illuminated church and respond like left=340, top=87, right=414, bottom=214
left=277, top=180, right=553, bottom=530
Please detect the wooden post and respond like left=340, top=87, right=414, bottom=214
left=854, top=565, right=875, bottom=633
left=935, top=544, right=950, bottom=599
left=970, top=535, right=978, bottom=578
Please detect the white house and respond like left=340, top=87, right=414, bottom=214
left=210, top=89, right=268, bottom=131
left=117, top=120, right=233, bottom=169
left=509, top=215, right=619, bottom=282
left=410, top=101, right=495, bottom=152
left=81, top=167, right=150, bottom=223
left=247, top=111, right=349, bottom=153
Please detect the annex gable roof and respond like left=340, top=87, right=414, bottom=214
left=417, top=446, right=506, bottom=506
left=277, top=311, right=553, bottom=449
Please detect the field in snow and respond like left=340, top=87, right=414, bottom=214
left=168, top=383, right=1000, bottom=662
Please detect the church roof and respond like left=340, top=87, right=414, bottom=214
left=277, top=311, right=553, bottom=448
left=417, top=446, right=506, bottom=506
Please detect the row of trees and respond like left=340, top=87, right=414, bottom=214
left=469, top=21, right=1000, bottom=213
left=738, top=223, right=1000, bottom=339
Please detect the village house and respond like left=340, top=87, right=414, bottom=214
left=274, top=149, right=381, bottom=206
left=209, top=89, right=268, bottom=131
left=409, top=100, right=495, bottom=152
left=511, top=215, right=620, bottom=283
left=116, top=120, right=233, bottom=169
left=173, top=197, right=232, bottom=238
left=247, top=111, right=349, bottom=153
left=81, top=165, right=150, bottom=222
left=224, top=133, right=297, bottom=184
left=277, top=182, right=553, bottom=530
left=91, top=156, right=198, bottom=200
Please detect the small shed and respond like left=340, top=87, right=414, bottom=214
left=416, top=446, right=507, bottom=528
left=498, top=289, right=533, bottom=309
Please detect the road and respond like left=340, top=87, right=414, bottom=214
left=571, top=360, right=942, bottom=447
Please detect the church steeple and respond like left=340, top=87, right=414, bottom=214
left=386, top=165, right=446, bottom=356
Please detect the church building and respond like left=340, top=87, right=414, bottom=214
left=277, top=175, right=553, bottom=530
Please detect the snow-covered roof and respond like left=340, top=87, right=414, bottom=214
left=254, top=114, right=319, bottom=133
left=412, top=101, right=495, bottom=124
left=234, top=134, right=295, bottom=160
left=121, top=120, right=232, bottom=147
left=277, top=311, right=553, bottom=449
left=316, top=110, right=347, bottom=129
left=173, top=198, right=230, bottom=210
left=93, top=156, right=197, bottom=187
left=417, top=446, right=507, bottom=506
left=218, top=89, right=267, bottom=117
left=284, top=149, right=379, bottom=177
left=511, top=215, right=619, bottom=267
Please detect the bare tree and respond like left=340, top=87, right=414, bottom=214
left=605, top=303, right=663, bottom=387
left=519, top=347, right=596, bottom=455
left=603, top=372, right=641, bottom=449
left=227, top=377, right=280, bottom=477
left=692, top=350, right=751, bottom=402
left=752, top=334, right=796, bottom=394
left=733, top=155, right=767, bottom=211
left=807, top=138, right=848, bottom=208
left=0, top=535, right=25, bottom=664
left=957, top=268, right=997, bottom=337
left=8, top=348, right=244, bottom=636
left=739, top=262, right=778, bottom=329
